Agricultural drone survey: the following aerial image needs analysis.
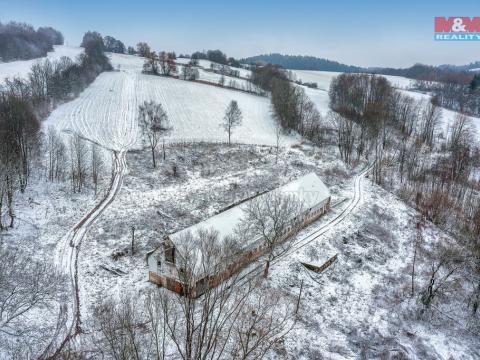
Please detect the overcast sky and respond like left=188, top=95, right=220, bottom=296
left=1, top=0, right=478, bottom=68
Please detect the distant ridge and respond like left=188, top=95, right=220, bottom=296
left=240, top=53, right=364, bottom=73
left=241, top=53, right=479, bottom=85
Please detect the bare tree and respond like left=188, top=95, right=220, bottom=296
left=0, top=93, right=40, bottom=193
left=331, top=111, right=356, bottom=165
left=448, top=112, right=472, bottom=151
left=93, top=296, right=144, bottom=360
left=420, top=245, right=463, bottom=309
left=419, top=99, right=442, bottom=147
left=0, top=243, right=64, bottom=356
left=274, top=121, right=283, bottom=165
left=143, top=51, right=159, bottom=75
left=0, top=93, right=40, bottom=228
left=92, top=227, right=296, bottom=359
left=411, top=218, right=424, bottom=297
left=231, top=287, right=294, bottom=359
left=218, top=75, right=226, bottom=86
left=0, top=139, right=18, bottom=229
left=157, top=229, right=245, bottom=359
left=144, top=291, right=168, bottom=360
left=158, top=51, right=177, bottom=76
left=238, top=191, right=304, bottom=278
left=221, top=100, right=242, bottom=145
left=136, top=42, right=151, bottom=57
left=46, top=126, right=67, bottom=182
left=70, top=135, right=88, bottom=193
left=180, top=65, right=199, bottom=81
left=138, top=101, right=171, bottom=168
left=91, top=143, right=104, bottom=196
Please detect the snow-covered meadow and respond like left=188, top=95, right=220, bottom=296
left=176, top=57, right=252, bottom=78
left=292, top=69, right=414, bottom=91
left=45, top=52, right=292, bottom=151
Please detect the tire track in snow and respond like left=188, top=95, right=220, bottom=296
left=47, top=151, right=128, bottom=358
left=236, top=164, right=373, bottom=286
left=47, top=70, right=139, bottom=358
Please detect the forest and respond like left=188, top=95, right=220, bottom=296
left=0, top=21, right=64, bottom=62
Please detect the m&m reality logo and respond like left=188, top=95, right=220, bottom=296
left=435, top=17, right=480, bottom=41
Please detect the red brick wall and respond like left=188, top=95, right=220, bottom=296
left=149, top=271, right=185, bottom=295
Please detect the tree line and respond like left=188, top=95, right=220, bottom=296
left=250, top=64, right=326, bottom=145
left=412, top=77, right=480, bottom=117
left=189, top=49, right=242, bottom=68
left=242, top=53, right=364, bottom=73
left=0, top=21, right=64, bottom=62
left=0, top=30, right=112, bottom=229
left=0, top=30, right=113, bottom=357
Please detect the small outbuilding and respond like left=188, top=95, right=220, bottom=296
left=147, top=172, right=330, bottom=297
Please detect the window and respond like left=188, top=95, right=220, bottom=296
left=165, top=246, right=175, bottom=264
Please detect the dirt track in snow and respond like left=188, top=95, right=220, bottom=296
left=48, top=151, right=128, bottom=357
left=235, top=164, right=373, bottom=286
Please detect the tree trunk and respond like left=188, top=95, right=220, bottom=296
left=0, top=189, right=4, bottom=230
left=131, top=226, right=135, bottom=256
left=263, top=259, right=270, bottom=278
left=162, top=138, right=166, bottom=160
left=471, top=283, right=479, bottom=316
left=7, top=186, right=14, bottom=228
left=151, top=147, right=156, bottom=168
left=411, top=240, right=417, bottom=297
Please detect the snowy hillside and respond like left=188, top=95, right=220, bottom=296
left=0, top=45, right=83, bottom=84
left=46, top=52, right=293, bottom=150
left=176, top=57, right=252, bottom=78
left=398, top=89, right=480, bottom=139
left=292, top=69, right=414, bottom=91
left=292, top=69, right=480, bottom=138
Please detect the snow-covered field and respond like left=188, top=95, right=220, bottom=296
left=46, top=52, right=292, bottom=150
left=291, top=69, right=416, bottom=120
left=176, top=57, right=252, bottom=78
left=0, top=45, right=83, bottom=84
left=292, top=69, right=414, bottom=91
left=291, top=70, right=342, bottom=91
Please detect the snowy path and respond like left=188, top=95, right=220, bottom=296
left=48, top=151, right=128, bottom=357
left=281, top=163, right=372, bottom=257
left=47, top=62, right=140, bottom=357
left=237, top=164, right=373, bottom=285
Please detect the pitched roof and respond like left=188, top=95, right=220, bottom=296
left=169, top=172, right=330, bottom=252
